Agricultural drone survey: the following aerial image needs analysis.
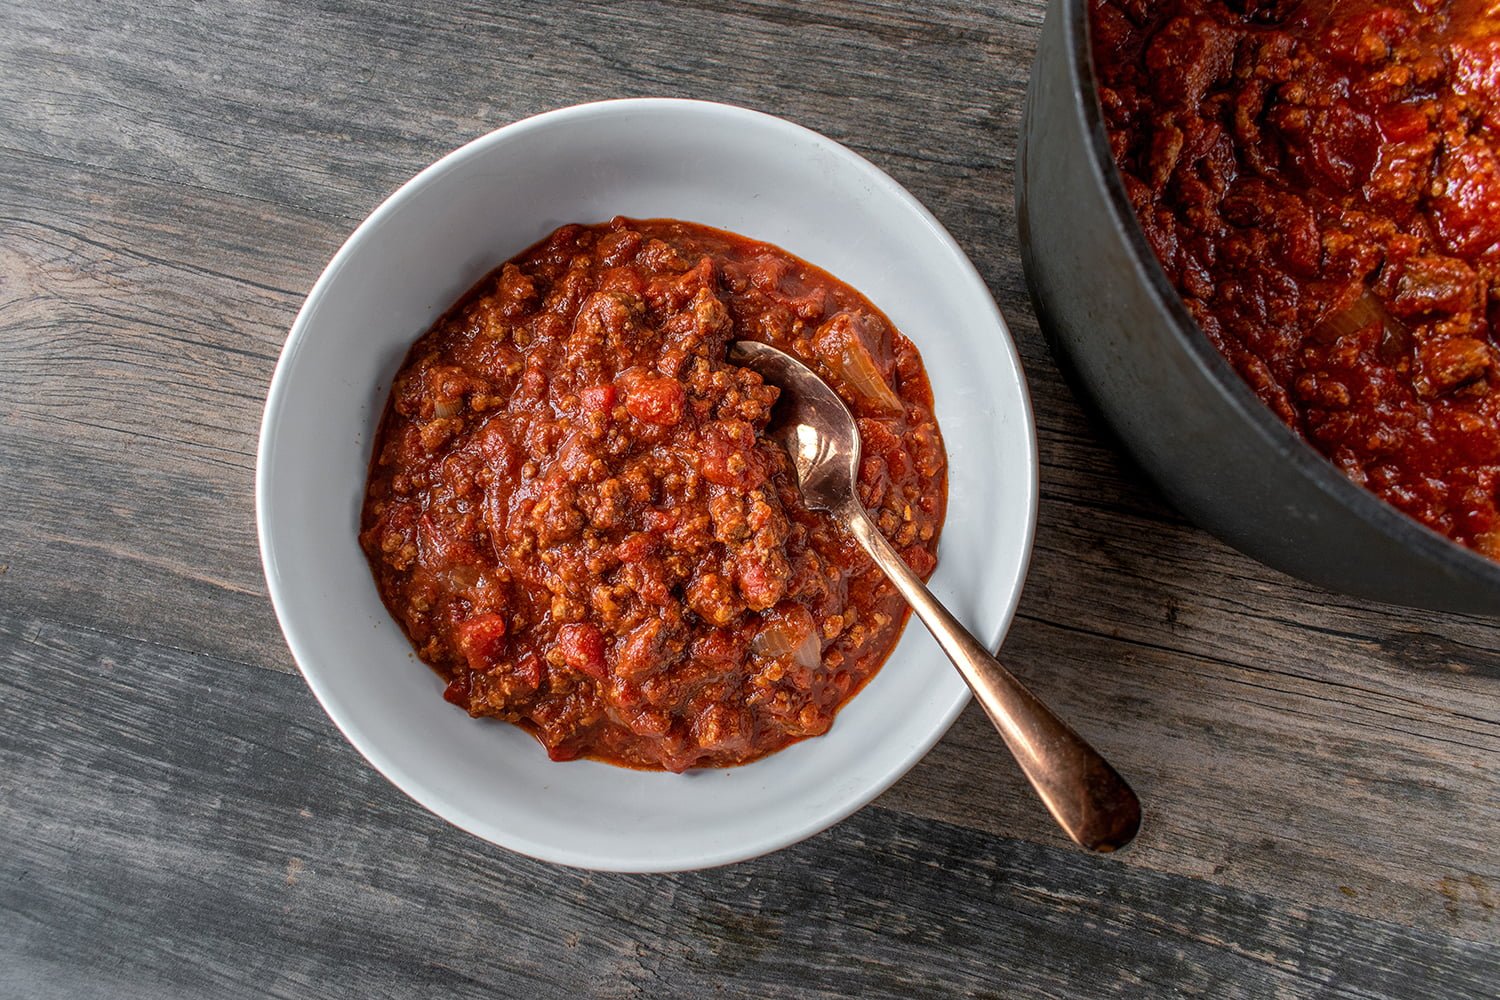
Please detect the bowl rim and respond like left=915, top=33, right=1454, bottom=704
left=1061, top=0, right=1500, bottom=593
left=255, top=97, right=1039, bottom=870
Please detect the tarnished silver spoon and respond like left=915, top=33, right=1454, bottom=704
left=730, top=340, right=1141, bottom=853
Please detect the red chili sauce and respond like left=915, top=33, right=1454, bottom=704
left=1092, top=0, right=1500, bottom=555
left=360, top=218, right=947, bottom=771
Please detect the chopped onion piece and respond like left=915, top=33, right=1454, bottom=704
left=750, top=623, right=797, bottom=657
left=827, top=338, right=903, bottom=414
left=814, top=312, right=903, bottom=415
left=750, top=607, right=823, bottom=670
left=1314, top=290, right=1412, bottom=361
left=790, top=630, right=822, bottom=671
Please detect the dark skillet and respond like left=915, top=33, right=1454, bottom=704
left=1015, top=0, right=1500, bottom=615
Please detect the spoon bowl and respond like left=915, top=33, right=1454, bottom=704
left=728, top=341, right=862, bottom=514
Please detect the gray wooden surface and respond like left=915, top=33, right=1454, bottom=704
left=2, top=1, right=1496, bottom=997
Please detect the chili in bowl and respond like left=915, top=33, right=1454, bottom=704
left=360, top=217, right=948, bottom=773
left=257, top=99, right=1037, bottom=870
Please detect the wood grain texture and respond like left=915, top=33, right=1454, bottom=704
left=4, top=614, right=1497, bottom=1000
left=1, top=0, right=1497, bottom=996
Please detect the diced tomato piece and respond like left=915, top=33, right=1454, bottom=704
left=734, top=554, right=786, bottom=612
left=697, top=419, right=763, bottom=488
left=624, top=376, right=686, bottom=425
left=1453, top=36, right=1500, bottom=134
left=1432, top=137, right=1500, bottom=261
left=615, top=531, right=656, bottom=563
left=1377, top=104, right=1428, bottom=145
left=902, top=544, right=937, bottom=578
left=644, top=508, right=679, bottom=533
left=579, top=383, right=616, bottom=414
left=1303, top=104, right=1378, bottom=192
left=554, top=623, right=608, bottom=679
left=1323, top=8, right=1411, bottom=68
left=455, top=613, right=508, bottom=673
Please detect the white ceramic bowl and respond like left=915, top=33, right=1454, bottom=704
left=257, top=99, right=1037, bottom=871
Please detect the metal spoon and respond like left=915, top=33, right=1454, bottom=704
left=729, top=340, right=1142, bottom=853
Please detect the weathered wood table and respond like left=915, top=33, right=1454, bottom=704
left=3, top=2, right=1497, bottom=996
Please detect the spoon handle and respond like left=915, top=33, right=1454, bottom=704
left=840, top=501, right=1142, bottom=853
